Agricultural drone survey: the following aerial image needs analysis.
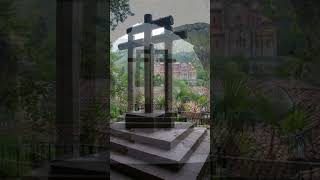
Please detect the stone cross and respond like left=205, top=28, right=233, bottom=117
left=118, top=14, right=187, bottom=114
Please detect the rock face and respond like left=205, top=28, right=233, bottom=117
left=175, top=23, right=209, bottom=34
left=175, top=23, right=210, bottom=71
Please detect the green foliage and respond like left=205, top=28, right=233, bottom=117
left=238, top=132, right=257, bottom=158
left=110, top=0, right=134, bottom=30
left=214, top=62, right=254, bottom=134
left=0, top=0, right=16, bottom=31
left=155, top=96, right=165, bottom=110
left=111, top=51, right=128, bottom=119
left=195, top=63, right=209, bottom=87
left=154, top=74, right=164, bottom=87
left=174, top=80, right=194, bottom=103
left=291, top=0, right=320, bottom=82
left=0, top=0, right=56, bottom=143
left=188, top=32, right=210, bottom=71
left=281, top=106, right=306, bottom=134
left=196, top=95, right=208, bottom=108
left=0, top=1, right=19, bottom=113
left=253, top=92, right=289, bottom=127
left=280, top=105, right=308, bottom=159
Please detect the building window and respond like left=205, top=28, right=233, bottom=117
left=215, top=40, right=219, bottom=48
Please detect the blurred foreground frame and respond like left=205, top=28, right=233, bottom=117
left=210, top=0, right=320, bottom=179
left=30, top=0, right=110, bottom=179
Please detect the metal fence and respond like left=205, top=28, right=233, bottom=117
left=179, top=111, right=210, bottom=127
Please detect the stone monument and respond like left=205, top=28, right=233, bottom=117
left=118, top=14, right=187, bottom=129
left=110, top=14, right=211, bottom=179
left=40, top=14, right=210, bottom=180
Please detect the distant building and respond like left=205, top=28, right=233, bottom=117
left=211, top=0, right=277, bottom=57
left=154, top=62, right=197, bottom=83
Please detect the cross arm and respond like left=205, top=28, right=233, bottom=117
left=118, top=31, right=187, bottom=50
left=127, top=16, right=174, bottom=34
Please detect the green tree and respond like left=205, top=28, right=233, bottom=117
left=110, top=0, right=134, bottom=30
left=155, top=96, right=165, bottom=110
left=110, top=52, right=128, bottom=119
left=188, top=32, right=210, bottom=72
left=174, top=80, right=193, bottom=103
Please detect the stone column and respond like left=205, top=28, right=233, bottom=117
left=127, top=30, right=135, bottom=112
left=144, top=14, right=153, bottom=113
left=164, top=26, right=173, bottom=113
left=56, top=0, right=82, bottom=158
left=144, top=44, right=154, bottom=113
left=136, top=52, right=141, bottom=88
left=135, top=51, right=142, bottom=110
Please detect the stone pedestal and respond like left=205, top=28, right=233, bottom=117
left=43, top=122, right=210, bottom=180
left=110, top=122, right=210, bottom=179
left=125, top=111, right=175, bottom=129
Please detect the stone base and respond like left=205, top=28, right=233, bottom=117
left=43, top=122, right=210, bottom=180
left=110, top=124, right=210, bottom=180
left=125, top=111, right=175, bottom=129
left=111, top=122, right=194, bottom=150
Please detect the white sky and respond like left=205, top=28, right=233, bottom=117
left=111, top=0, right=210, bottom=42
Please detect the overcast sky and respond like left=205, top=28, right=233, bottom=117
left=111, top=0, right=210, bottom=42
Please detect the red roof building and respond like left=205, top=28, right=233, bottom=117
left=154, top=62, right=197, bottom=83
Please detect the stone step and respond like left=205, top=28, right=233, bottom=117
left=49, top=154, right=108, bottom=176
left=28, top=162, right=108, bottom=180
left=111, top=128, right=207, bottom=169
left=110, top=122, right=194, bottom=150
left=110, top=133, right=210, bottom=180
left=27, top=174, right=108, bottom=180
left=110, top=169, right=135, bottom=180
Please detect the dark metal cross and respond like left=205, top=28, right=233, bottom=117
left=118, top=14, right=187, bottom=114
